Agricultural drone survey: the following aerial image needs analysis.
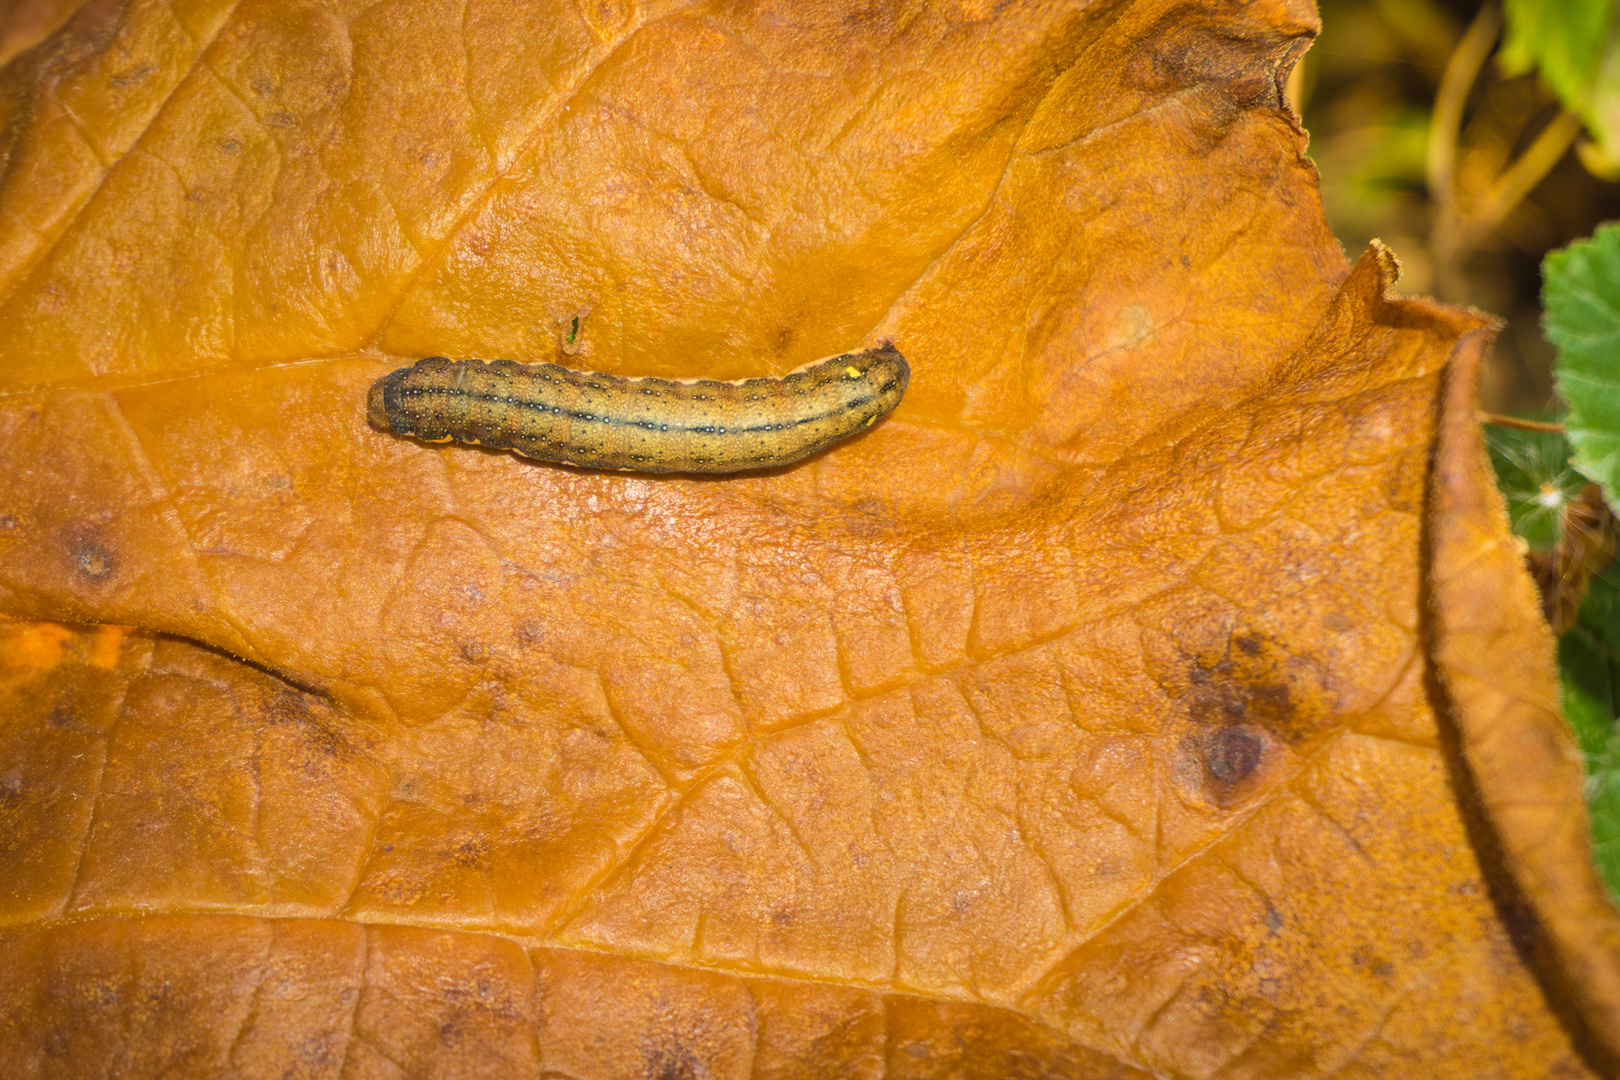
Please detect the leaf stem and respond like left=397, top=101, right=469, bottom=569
left=1466, top=108, right=1585, bottom=240
left=1477, top=410, right=1567, bottom=434
left=1428, top=2, right=1503, bottom=300
left=1427, top=1, right=1501, bottom=211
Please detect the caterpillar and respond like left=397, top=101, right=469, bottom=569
left=366, top=345, right=909, bottom=474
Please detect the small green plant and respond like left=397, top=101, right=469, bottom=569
left=1494, top=220, right=1620, bottom=898
left=1549, top=223, right=1620, bottom=505
left=1500, top=0, right=1620, bottom=177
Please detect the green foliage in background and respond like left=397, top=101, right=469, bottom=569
left=1514, top=221, right=1620, bottom=899
left=1488, top=427, right=1582, bottom=549
left=1488, top=422, right=1620, bottom=899
left=1501, top=0, right=1620, bottom=170
left=1549, top=223, right=1620, bottom=516
left=1560, top=572, right=1620, bottom=892
left=1313, top=109, right=1432, bottom=241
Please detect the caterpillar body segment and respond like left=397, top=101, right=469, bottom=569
left=367, top=345, right=910, bottom=474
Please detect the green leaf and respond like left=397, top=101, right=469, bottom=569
left=1501, top=0, right=1614, bottom=101
left=1562, top=623, right=1617, bottom=759
left=1559, top=643, right=1619, bottom=902
left=1585, top=734, right=1620, bottom=900
left=1560, top=572, right=1620, bottom=898
left=1502, top=0, right=1620, bottom=164
left=1547, top=221, right=1620, bottom=516
left=1579, top=563, right=1620, bottom=656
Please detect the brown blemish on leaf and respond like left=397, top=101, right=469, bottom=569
left=262, top=687, right=355, bottom=761
left=1182, top=630, right=1335, bottom=748
left=71, top=539, right=114, bottom=580
left=1204, top=724, right=1264, bottom=784
left=1175, top=722, right=1273, bottom=810
left=451, top=837, right=489, bottom=869
left=642, top=1041, right=700, bottom=1080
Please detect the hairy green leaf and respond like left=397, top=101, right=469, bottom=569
left=1548, top=221, right=1620, bottom=513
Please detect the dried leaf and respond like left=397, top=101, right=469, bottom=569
left=1431, top=330, right=1620, bottom=1066
left=0, top=0, right=1615, bottom=1075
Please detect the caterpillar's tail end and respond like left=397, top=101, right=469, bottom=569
left=367, top=376, right=393, bottom=433
left=874, top=341, right=910, bottom=397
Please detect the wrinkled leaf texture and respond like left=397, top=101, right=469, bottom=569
left=0, top=0, right=1617, bottom=1076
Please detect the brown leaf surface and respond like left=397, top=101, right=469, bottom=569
left=0, top=0, right=1614, bottom=1075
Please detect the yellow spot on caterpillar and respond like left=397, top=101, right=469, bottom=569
left=844, top=366, right=861, bottom=378
left=864, top=415, right=876, bottom=426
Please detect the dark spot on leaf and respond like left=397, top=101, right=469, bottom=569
left=1354, top=948, right=1395, bottom=979
left=1206, top=725, right=1263, bottom=783
left=452, top=838, right=488, bottom=868
left=74, top=542, right=115, bottom=580
left=1265, top=906, right=1283, bottom=933
left=1247, top=680, right=1292, bottom=723
left=89, top=979, right=121, bottom=1009
left=0, top=514, right=18, bottom=533
left=263, top=689, right=353, bottom=760
left=643, top=1043, right=699, bottom=1080
left=1183, top=631, right=1334, bottom=745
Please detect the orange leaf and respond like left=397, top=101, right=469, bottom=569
left=0, top=0, right=1614, bottom=1074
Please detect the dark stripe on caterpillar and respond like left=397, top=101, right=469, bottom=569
left=366, top=345, right=910, bottom=474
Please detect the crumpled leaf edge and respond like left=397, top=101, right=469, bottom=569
left=1429, top=295, right=1620, bottom=1068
